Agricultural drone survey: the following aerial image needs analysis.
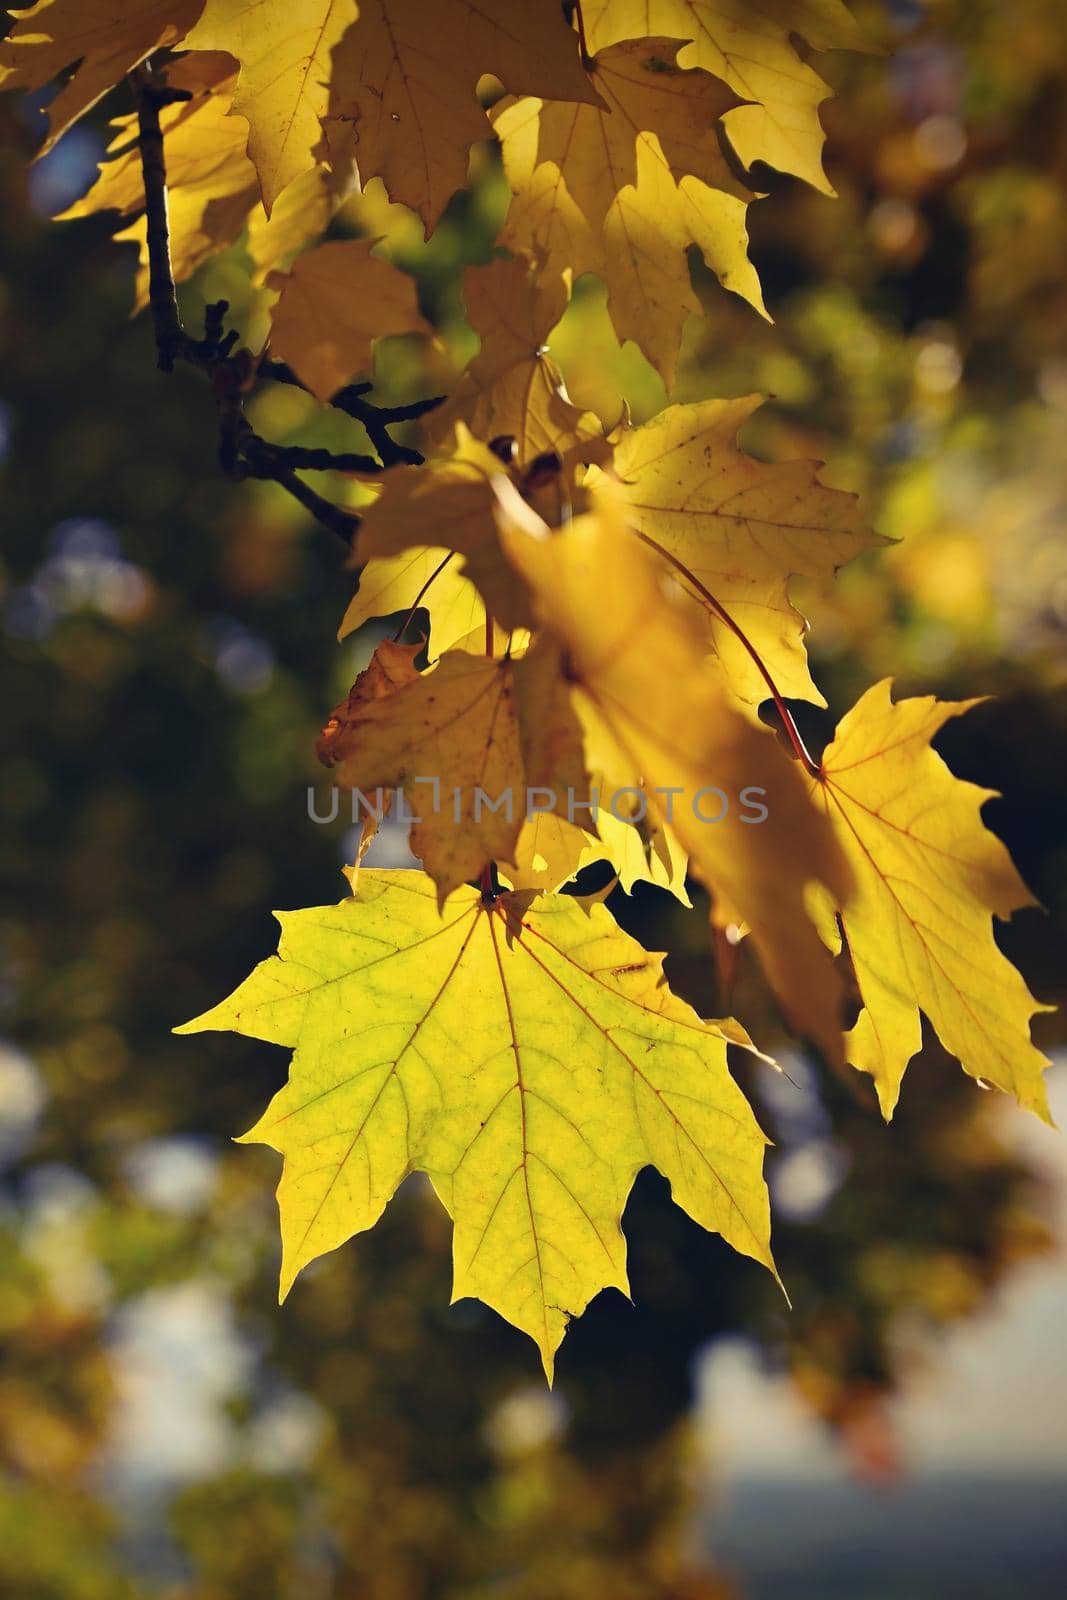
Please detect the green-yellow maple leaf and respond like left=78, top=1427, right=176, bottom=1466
left=582, top=0, right=872, bottom=193
left=178, top=870, right=774, bottom=1377
left=809, top=680, right=1054, bottom=1121
left=493, top=37, right=764, bottom=386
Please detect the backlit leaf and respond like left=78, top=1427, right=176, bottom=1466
left=494, top=481, right=853, bottom=1063
left=349, top=430, right=537, bottom=631
left=582, top=0, right=871, bottom=193
left=323, top=0, right=600, bottom=233
left=493, top=37, right=764, bottom=385
left=267, top=238, right=432, bottom=402
left=178, top=871, right=774, bottom=1376
left=810, top=680, right=1053, bottom=1120
left=59, top=57, right=258, bottom=307
left=0, top=0, right=204, bottom=155
left=338, top=546, right=487, bottom=656
left=590, top=395, right=884, bottom=707
left=318, top=637, right=590, bottom=899
left=425, top=253, right=604, bottom=465
left=182, top=0, right=357, bottom=213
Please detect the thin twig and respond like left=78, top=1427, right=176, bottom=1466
left=262, top=361, right=444, bottom=467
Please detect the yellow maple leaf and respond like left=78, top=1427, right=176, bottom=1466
left=504, top=688, right=693, bottom=900
left=178, top=870, right=774, bottom=1377
left=338, top=546, right=487, bottom=657
left=182, top=0, right=357, bottom=213
left=0, top=0, right=204, bottom=155
left=323, top=0, right=600, bottom=234
left=348, top=429, right=539, bottom=631
left=505, top=806, right=691, bottom=904
left=809, top=680, right=1053, bottom=1121
left=582, top=0, right=871, bottom=194
left=494, top=481, right=853, bottom=1064
left=493, top=37, right=764, bottom=386
left=246, top=165, right=347, bottom=285
left=425, top=253, right=604, bottom=465
left=267, top=238, right=432, bottom=402
left=590, top=395, right=884, bottom=707
left=317, top=637, right=590, bottom=900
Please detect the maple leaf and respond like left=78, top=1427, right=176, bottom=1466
left=266, top=239, right=432, bottom=403
left=323, top=0, right=601, bottom=235
left=245, top=165, right=347, bottom=285
left=0, top=0, right=204, bottom=156
left=348, top=429, right=539, bottom=632
left=582, top=0, right=871, bottom=194
left=590, top=395, right=884, bottom=707
left=809, top=680, right=1053, bottom=1121
left=503, top=696, right=693, bottom=900
left=318, top=636, right=589, bottom=900
left=338, top=546, right=487, bottom=657
left=493, top=37, right=764, bottom=386
left=493, top=482, right=853, bottom=1063
left=181, top=0, right=357, bottom=213
left=425, top=253, right=604, bottom=465
left=505, top=807, right=691, bottom=904
left=178, top=870, right=774, bottom=1377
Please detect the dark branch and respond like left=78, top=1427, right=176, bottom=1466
left=128, top=63, right=443, bottom=544
left=130, top=65, right=194, bottom=372
left=261, top=362, right=445, bottom=467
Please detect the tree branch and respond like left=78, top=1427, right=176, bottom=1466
left=128, top=62, right=443, bottom=544
left=260, top=362, right=444, bottom=467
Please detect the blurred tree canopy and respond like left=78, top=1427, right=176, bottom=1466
left=1, top=1, right=1065, bottom=1595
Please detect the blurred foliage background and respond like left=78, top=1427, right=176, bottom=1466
left=1, top=1, right=1066, bottom=1595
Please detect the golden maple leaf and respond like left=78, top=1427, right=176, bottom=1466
left=59, top=54, right=347, bottom=304
left=318, top=636, right=590, bottom=900
left=589, top=395, right=885, bottom=708
left=267, top=238, right=432, bottom=402
left=338, top=546, right=487, bottom=657
left=582, top=0, right=872, bottom=193
left=809, top=680, right=1054, bottom=1120
left=323, top=0, right=601, bottom=233
left=59, top=57, right=258, bottom=306
left=425, top=253, right=605, bottom=466
left=345, top=430, right=540, bottom=632
left=494, top=480, right=853, bottom=1064
left=493, top=37, right=764, bottom=385
left=0, top=0, right=204, bottom=155
left=182, top=0, right=357, bottom=213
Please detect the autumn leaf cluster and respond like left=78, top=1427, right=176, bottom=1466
left=2, top=0, right=1051, bottom=1376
